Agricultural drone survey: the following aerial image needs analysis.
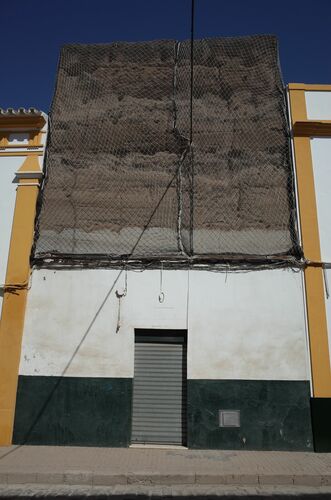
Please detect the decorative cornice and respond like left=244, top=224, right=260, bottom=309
left=0, top=108, right=42, bottom=116
left=293, top=120, right=331, bottom=137
left=15, top=170, right=44, bottom=179
left=288, top=83, right=331, bottom=91
left=0, top=108, right=46, bottom=130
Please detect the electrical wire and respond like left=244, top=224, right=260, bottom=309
left=189, top=0, right=195, bottom=145
left=189, top=0, right=195, bottom=255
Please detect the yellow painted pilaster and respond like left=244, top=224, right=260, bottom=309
left=0, top=155, right=41, bottom=445
left=289, top=87, right=331, bottom=397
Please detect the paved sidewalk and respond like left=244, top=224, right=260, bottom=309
left=0, top=445, right=330, bottom=489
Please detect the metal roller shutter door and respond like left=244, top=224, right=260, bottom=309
left=131, top=335, right=187, bottom=445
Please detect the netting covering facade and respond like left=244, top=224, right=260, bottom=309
left=34, top=36, right=299, bottom=265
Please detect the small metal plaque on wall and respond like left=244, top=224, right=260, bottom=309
left=219, top=410, right=240, bottom=428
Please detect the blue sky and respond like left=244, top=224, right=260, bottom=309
left=1, top=0, right=331, bottom=112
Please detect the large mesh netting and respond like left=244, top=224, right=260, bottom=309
left=34, top=35, right=299, bottom=264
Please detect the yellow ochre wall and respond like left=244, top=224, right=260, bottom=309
left=0, top=115, right=46, bottom=445
left=289, top=84, right=331, bottom=397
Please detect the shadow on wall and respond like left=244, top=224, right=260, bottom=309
left=7, top=165, right=181, bottom=452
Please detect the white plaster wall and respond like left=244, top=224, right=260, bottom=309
left=20, top=268, right=309, bottom=381
left=310, top=138, right=331, bottom=263
left=306, top=91, right=331, bottom=120
left=0, top=156, right=22, bottom=286
left=188, top=269, right=308, bottom=380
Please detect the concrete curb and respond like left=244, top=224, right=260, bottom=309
left=2, top=483, right=331, bottom=499
left=0, top=472, right=330, bottom=487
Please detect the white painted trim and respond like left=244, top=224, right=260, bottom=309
left=286, top=88, right=303, bottom=248
left=287, top=88, right=313, bottom=395
left=16, top=183, right=40, bottom=188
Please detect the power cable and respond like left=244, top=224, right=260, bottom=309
left=189, top=0, right=195, bottom=144
left=189, top=0, right=195, bottom=255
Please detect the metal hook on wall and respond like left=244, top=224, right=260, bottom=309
left=159, top=263, right=165, bottom=303
left=115, top=269, right=128, bottom=333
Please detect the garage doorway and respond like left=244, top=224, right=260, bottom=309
left=131, top=329, right=187, bottom=446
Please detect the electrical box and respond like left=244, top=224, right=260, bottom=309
left=219, top=410, right=240, bottom=428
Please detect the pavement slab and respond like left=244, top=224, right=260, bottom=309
left=0, top=446, right=330, bottom=490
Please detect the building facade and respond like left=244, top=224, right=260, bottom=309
left=0, top=42, right=330, bottom=451
left=0, top=108, right=47, bottom=445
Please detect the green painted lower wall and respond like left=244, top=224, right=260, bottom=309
left=13, top=376, right=313, bottom=450
left=311, top=398, right=331, bottom=452
left=187, top=380, right=313, bottom=451
left=13, top=376, right=132, bottom=446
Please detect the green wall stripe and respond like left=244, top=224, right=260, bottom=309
left=14, top=376, right=313, bottom=450
left=187, top=380, right=313, bottom=451
left=13, top=376, right=132, bottom=447
left=311, top=397, right=331, bottom=452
